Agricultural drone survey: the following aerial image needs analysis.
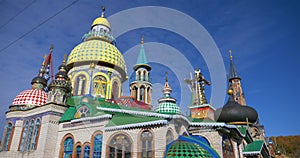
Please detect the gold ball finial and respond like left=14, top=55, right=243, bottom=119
left=228, top=89, right=233, bottom=95
left=229, top=49, right=233, bottom=60
left=63, top=54, right=67, bottom=65
left=141, top=35, right=144, bottom=45
left=101, top=6, right=105, bottom=17
left=42, top=54, right=47, bottom=66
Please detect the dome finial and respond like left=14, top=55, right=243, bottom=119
left=101, top=6, right=105, bottom=17
left=63, top=54, right=67, bottom=65
left=229, top=49, right=233, bottom=61
left=50, top=44, right=54, bottom=53
left=42, top=54, right=47, bottom=67
left=141, top=35, right=144, bottom=45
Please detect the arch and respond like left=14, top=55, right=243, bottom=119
left=166, top=129, right=174, bottom=146
left=90, top=131, right=103, bottom=158
left=138, top=129, right=154, bottom=158
left=19, top=120, right=29, bottom=151
left=92, top=72, right=110, bottom=98
left=139, top=85, right=146, bottom=102
left=106, top=132, right=133, bottom=158
left=73, top=142, right=82, bottom=158
left=72, top=71, right=90, bottom=96
left=222, top=134, right=235, bottom=158
left=2, top=122, right=14, bottom=151
left=111, top=77, right=121, bottom=99
left=59, top=133, right=75, bottom=158
left=82, top=142, right=91, bottom=158
left=24, top=119, right=35, bottom=151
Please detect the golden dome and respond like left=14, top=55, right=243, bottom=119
left=91, top=17, right=110, bottom=28
left=67, top=40, right=127, bottom=79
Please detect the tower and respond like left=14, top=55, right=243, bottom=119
left=185, top=68, right=215, bottom=120
left=66, top=7, right=127, bottom=99
left=228, top=50, right=246, bottom=105
left=130, top=36, right=152, bottom=104
left=47, top=54, right=72, bottom=105
left=155, top=72, right=180, bottom=114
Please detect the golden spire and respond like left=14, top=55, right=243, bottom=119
left=42, top=54, right=47, bottom=67
left=229, top=49, right=233, bottom=60
left=63, top=54, right=67, bottom=65
left=101, top=6, right=105, bottom=17
left=141, top=35, right=144, bottom=45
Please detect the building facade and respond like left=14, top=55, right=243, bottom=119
left=0, top=8, right=272, bottom=158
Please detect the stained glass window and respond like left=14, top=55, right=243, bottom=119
left=2, top=123, right=13, bottom=151
left=93, top=75, right=107, bottom=97
left=109, top=134, right=132, bottom=158
left=19, top=121, right=29, bottom=151
left=76, top=145, right=81, bottom=158
left=63, top=137, right=73, bottom=158
left=83, top=145, right=90, bottom=158
left=141, top=130, right=153, bottom=158
left=93, top=134, right=102, bottom=158
left=74, top=75, right=86, bottom=95
left=112, top=81, right=119, bottom=99
left=25, top=120, right=35, bottom=150
left=31, top=118, right=41, bottom=150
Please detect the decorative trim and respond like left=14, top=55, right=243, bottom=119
left=70, top=114, right=112, bottom=123
left=189, top=104, right=216, bottom=111
left=105, top=120, right=168, bottom=131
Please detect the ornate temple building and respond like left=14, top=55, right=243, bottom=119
left=0, top=8, right=273, bottom=158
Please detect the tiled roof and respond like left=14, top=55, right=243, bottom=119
left=243, top=140, right=264, bottom=155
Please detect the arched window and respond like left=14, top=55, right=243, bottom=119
left=76, top=145, right=82, bottom=158
left=112, top=81, right=119, bottom=99
left=222, top=134, right=235, bottom=158
left=2, top=123, right=13, bottom=151
left=93, top=134, right=103, bottom=158
left=93, top=75, right=107, bottom=98
left=19, top=121, right=29, bottom=151
left=63, top=137, right=74, bottom=158
left=74, top=75, right=86, bottom=96
left=166, top=130, right=173, bottom=146
left=140, top=130, right=153, bottom=158
left=140, top=86, right=145, bottom=101
left=24, top=120, right=35, bottom=150
left=83, top=145, right=90, bottom=158
left=108, top=134, right=132, bottom=158
left=31, top=118, right=41, bottom=150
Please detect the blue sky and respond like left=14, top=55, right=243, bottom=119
left=0, top=0, right=299, bottom=137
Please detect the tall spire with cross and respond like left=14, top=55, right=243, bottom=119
left=228, top=50, right=246, bottom=105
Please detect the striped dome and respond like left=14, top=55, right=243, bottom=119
left=12, top=89, right=48, bottom=106
left=155, top=102, right=180, bottom=114
left=166, top=140, right=213, bottom=158
left=67, top=40, right=127, bottom=79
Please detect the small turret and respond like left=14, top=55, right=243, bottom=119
left=47, top=55, right=72, bottom=105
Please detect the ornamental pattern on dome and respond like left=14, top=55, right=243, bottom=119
left=12, top=89, right=48, bottom=106
left=155, top=102, right=179, bottom=114
left=166, top=140, right=213, bottom=158
left=67, top=40, right=126, bottom=73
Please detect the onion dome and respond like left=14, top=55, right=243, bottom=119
left=12, top=89, right=48, bottom=106
left=48, top=55, right=72, bottom=93
left=67, top=7, right=127, bottom=81
left=214, top=90, right=258, bottom=124
left=155, top=72, right=180, bottom=114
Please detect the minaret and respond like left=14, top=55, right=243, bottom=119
left=130, top=36, right=152, bottom=105
left=185, top=68, right=215, bottom=120
left=47, top=55, right=72, bottom=104
left=31, top=55, right=48, bottom=90
left=228, top=50, right=246, bottom=105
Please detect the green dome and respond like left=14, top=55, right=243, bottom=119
left=155, top=102, right=179, bottom=114
left=166, top=140, right=213, bottom=158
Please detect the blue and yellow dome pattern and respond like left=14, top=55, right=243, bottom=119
left=67, top=40, right=127, bottom=75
